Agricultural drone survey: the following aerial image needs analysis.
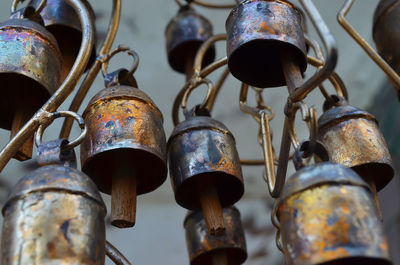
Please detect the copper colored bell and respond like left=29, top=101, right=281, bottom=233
left=168, top=115, right=244, bottom=236
left=1, top=140, right=106, bottom=265
left=29, top=0, right=97, bottom=80
left=165, top=5, right=215, bottom=75
left=278, top=162, right=392, bottom=265
left=185, top=207, right=247, bottom=265
left=373, top=0, right=400, bottom=75
left=226, top=0, right=307, bottom=88
left=0, top=16, right=62, bottom=161
left=318, top=104, right=394, bottom=191
left=81, top=70, right=167, bottom=228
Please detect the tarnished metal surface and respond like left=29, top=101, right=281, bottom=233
left=373, top=0, right=400, bottom=74
left=1, top=165, right=106, bottom=265
left=226, top=0, right=307, bottom=88
left=30, top=0, right=97, bottom=78
left=318, top=105, right=394, bottom=191
left=165, top=5, right=215, bottom=73
left=168, top=116, right=244, bottom=210
left=0, top=18, right=62, bottom=130
left=185, top=207, right=247, bottom=265
left=278, top=162, right=392, bottom=265
left=81, top=85, right=167, bottom=195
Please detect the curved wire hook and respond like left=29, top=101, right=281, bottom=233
left=99, top=45, right=140, bottom=78
left=181, top=78, right=214, bottom=115
left=12, top=0, right=47, bottom=18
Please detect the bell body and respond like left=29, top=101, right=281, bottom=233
left=226, top=0, right=307, bottom=88
left=1, top=165, right=106, bottom=265
left=0, top=18, right=61, bottom=130
left=165, top=6, right=215, bottom=74
left=30, top=0, right=97, bottom=78
left=373, top=0, right=400, bottom=74
left=278, top=162, right=391, bottom=265
left=168, top=116, right=244, bottom=210
left=185, top=207, right=247, bottom=265
left=81, top=85, right=167, bottom=195
left=318, top=105, right=394, bottom=191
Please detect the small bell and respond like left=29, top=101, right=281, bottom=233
left=0, top=9, right=62, bottom=161
left=29, top=0, right=97, bottom=80
left=373, top=0, right=400, bottom=75
left=278, top=162, right=392, bottom=265
left=165, top=5, right=215, bottom=77
left=168, top=115, right=244, bottom=236
left=225, top=0, right=307, bottom=88
left=185, top=207, right=247, bottom=265
left=1, top=139, right=106, bottom=265
left=318, top=104, right=394, bottom=191
left=81, top=68, right=167, bottom=228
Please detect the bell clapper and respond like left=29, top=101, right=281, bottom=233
left=212, top=249, right=228, bottom=265
left=366, top=176, right=383, bottom=221
left=197, top=176, right=225, bottom=236
left=111, top=164, right=137, bottom=228
left=280, top=50, right=304, bottom=93
left=11, top=106, right=34, bottom=161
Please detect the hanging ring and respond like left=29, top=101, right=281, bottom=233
left=35, top=111, right=87, bottom=151
left=11, top=0, right=46, bottom=18
left=181, top=78, right=213, bottom=115
left=99, top=45, right=140, bottom=78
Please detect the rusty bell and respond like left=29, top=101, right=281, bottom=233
left=29, top=0, right=97, bottom=79
left=278, top=162, right=392, bottom=265
left=165, top=5, right=215, bottom=74
left=318, top=104, right=394, bottom=191
left=226, top=0, right=307, bottom=88
left=1, top=141, right=106, bottom=265
left=168, top=116, right=244, bottom=210
left=373, top=0, right=400, bottom=76
left=185, top=207, right=247, bottom=265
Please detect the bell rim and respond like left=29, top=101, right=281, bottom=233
left=190, top=247, right=248, bottom=265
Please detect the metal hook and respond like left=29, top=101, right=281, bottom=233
left=11, top=0, right=47, bottom=18
left=99, top=45, right=140, bottom=78
left=181, top=78, right=214, bottom=116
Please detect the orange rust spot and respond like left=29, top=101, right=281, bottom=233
left=259, top=22, right=275, bottom=34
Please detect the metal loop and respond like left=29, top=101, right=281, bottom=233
left=239, top=83, right=274, bottom=121
left=271, top=200, right=284, bottom=253
left=35, top=111, right=87, bottom=151
left=181, top=78, right=213, bottom=115
left=11, top=0, right=46, bottom=18
left=99, top=45, right=139, bottom=78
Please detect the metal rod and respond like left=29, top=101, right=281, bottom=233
left=207, top=67, right=230, bottom=111
left=0, top=0, right=94, bottom=173
left=60, top=0, right=122, bottom=139
left=106, top=241, right=133, bottom=265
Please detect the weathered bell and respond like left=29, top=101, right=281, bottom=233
left=185, top=207, right=247, bottom=265
left=373, top=0, right=400, bottom=75
left=165, top=5, right=215, bottom=75
left=1, top=140, right=106, bottom=265
left=0, top=13, right=62, bottom=161
left=81, top=69, right=167, bottom=228
left=278, top=162, right=392, bottom=265
left=168, top=115, right=244, bottom=236
left=318, top=104, right=394, bottom=191
left=29, top=0, right=97, bottom=80
left=226, top=0, right=307, bottom=88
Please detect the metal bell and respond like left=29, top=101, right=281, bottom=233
left=81, top=70, right=167, bottom=228
left=278, top=162, right=392, bottom=265
left=373, top=0, right=400, bottom=74
left=165, top=5, right=216, bottom=75
left=1, top=140, right=106, bottom=265
left=318, top=104, right=394, bottom=191
left=185, top=207, right=247, bottom=265
left=168, top=115, right=244, bottom=235
left=29, top=0, right=97, bottom=80
left=0, top=15, right=62, bottom=161
left=226, top=0, right=307, bottom=88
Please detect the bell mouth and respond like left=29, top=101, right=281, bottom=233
left=317, top=257, right=392, bottom=265
left=351, top=163, right=394, bottom=192
left=192, top=248, right=247, bottom=265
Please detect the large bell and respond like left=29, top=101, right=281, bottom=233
left=318, top=104, right=394, bottom=191
left=168, top=115, right=244, bottom=236
left=29, top=0, right=97, bottom=80
left=0, top=15, right=62, bottom=161
left=1, top=140, right=106, bottom=265
left=373, top=0, right=400, bottom=75
left=81, top=69, right=167, bottom=228
left=278, top=162, right=392, bottom=265
left=165, top=5, right=215, bottom=76
left=185, top=207, right=247, bottom=265
left=225, top=0, right=307, bottom=88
